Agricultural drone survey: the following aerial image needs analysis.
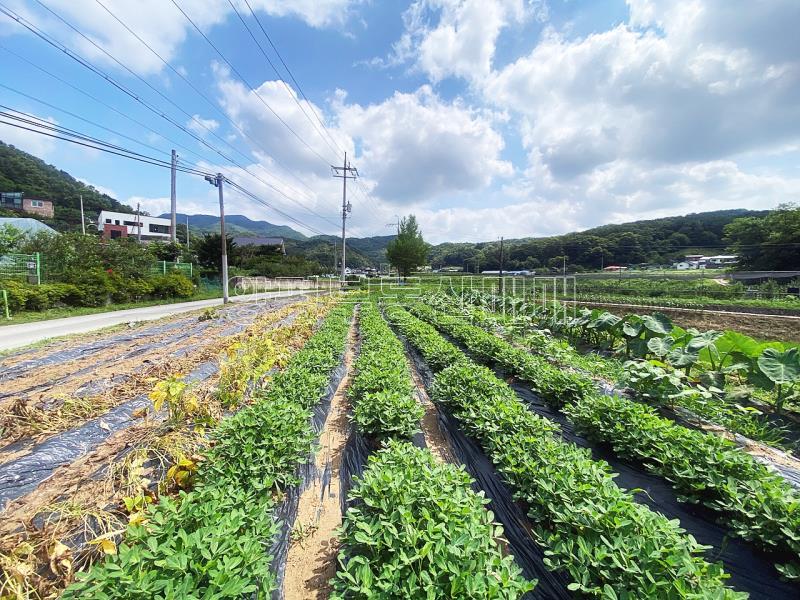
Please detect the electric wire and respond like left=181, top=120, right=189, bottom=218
left=91, top=0, right=325, bottom=204
left=241, top=0, right=346, bottom=157
left=2, top=1, right=338, bottom=227
left=169, top=0, right=337, bottom=168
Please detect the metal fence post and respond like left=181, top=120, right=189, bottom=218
left=2, top=289, right=9, bottom=320
left=35, top=252, right=41, bottom=285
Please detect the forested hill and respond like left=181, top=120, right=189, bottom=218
left=0, top=141, right=133, bottom=230
left=428, top=209, right=770, bottom=272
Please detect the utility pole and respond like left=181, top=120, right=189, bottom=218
left=563, top=255, right=567, bottom=295
left=205, top=173, right=229, bottom=303
left=499, top=237, right=505, bottom=295
left=170, top=149, right=177, bottom=243
left=331, top=152, right=358, bottom=286
left=79, top=194, right=85, bottom=235
left=185, top=215, right=190, bottom=252
left=136, top=202, right=141, bottom=242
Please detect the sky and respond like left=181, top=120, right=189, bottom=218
left=0, top=0, right=798, bottom=243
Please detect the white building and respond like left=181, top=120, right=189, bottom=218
left=97, top=210, right=173, bottom=242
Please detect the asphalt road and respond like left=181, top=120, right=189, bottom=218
left=0, top=290, right=322, bottom=352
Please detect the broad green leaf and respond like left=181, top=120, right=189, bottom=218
left=647, top=337, right=673, bottom=358
left=642, top=313, right=673, bottom=336
left=757, top=348, right=800, bottom=385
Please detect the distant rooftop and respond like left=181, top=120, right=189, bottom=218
left=0, top=217, right=58, bottom=235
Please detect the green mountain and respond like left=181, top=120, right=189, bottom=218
left=167, top=213, right=308, bottom=241
left=428, top=209, right=769, bottom=272
left=0, top=141, right=133, bottom=230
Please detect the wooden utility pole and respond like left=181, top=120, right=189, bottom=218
left=136, top=202, right=141, bottom=242
left=499, top=237, right=505, bottom=295
left=79, top=194, right=85, bottom=235
left=170, top=149, right=177, bottom=243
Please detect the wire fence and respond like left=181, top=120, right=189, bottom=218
left=149, top=261, right=193, bottom=278
left=0, top=253, right=41, bottom=284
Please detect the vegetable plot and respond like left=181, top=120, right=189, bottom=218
left=348, top=302, right=423, bottom=440
left=411, top=298, right=800, bottom=579
left=332, top=441, right=534, bottom=599
left=384, top=305, right=743, bottom=598
left=63, top=301, right=353, bottom=599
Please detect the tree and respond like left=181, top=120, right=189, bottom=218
left=725, top=204, right=800, bottom=270
left=195, top=233, right=237, bottom=273
left=386, top=215, right=428, bottom=279
left=0, top=224, right=24, bottom=254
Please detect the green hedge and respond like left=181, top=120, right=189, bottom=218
left=0, top=272, right=194, bottom=312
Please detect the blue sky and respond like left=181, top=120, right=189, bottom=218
left=0, top=0, right=798, bottom=243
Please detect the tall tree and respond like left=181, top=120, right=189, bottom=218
left=386, top=215, right=428, bottom=278
left=725, top=203, right=800, bottom=270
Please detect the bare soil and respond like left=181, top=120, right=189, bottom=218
left=573, top=301, right=800, bottom=342
left=283, top=313, right=357, bottom=600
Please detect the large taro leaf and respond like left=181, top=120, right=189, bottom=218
left=642, top=312, right=673, bottom=336
left=647, top=336, right=673, bottom=358
left=758, top=348, right=800, bottom=385
left=589, top=311, right=621, bottom=331
left=627, top=338, right=649, bottom=358
left=668, top=345, right=699, bottom=368
left=715, top=330, right=760, bottom=361
left=687, top=330, right=724, bottom=353
left=622, top=316, right=644, bottom=339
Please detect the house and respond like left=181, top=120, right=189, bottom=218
left=603, top=265, right=627, bottom=272
left=705, top=255, right=738, bottom=267
left=1, top=192, right=55, bottom=218
left=232, top=236, right=286, bottom=255
left=673, top=261, right=693, bottom=270
left=97, top=210, right=172, bottom=241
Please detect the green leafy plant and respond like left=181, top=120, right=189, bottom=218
left=349, top=302, right=423, bottom=440
left=332, top=441, right=535, bottom=599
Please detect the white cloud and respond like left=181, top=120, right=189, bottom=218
left=0, top=114, right=59, bottom=157
left=336, top=86, right=512, bottom=203
left=485, top=1, right=800, bottom=177
left=387, top=0, right=542, bottom=82
left=2, top=0, right=362, bottom=77
left=77, top=178, right=117, bottom=199
left=186, top=114, right=220, bottom=137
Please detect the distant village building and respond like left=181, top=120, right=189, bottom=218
left=97, top=210, right=172, bottom=242
left=672, top=254, right=738, bottom=269
left=1, top=192, right=54, bottom=218
left=603, top=265, right=627, bottom=272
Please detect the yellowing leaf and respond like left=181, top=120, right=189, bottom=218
left=99, top=539, right=117, bottom=555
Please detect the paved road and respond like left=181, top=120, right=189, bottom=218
left=0, top=290, right=322, bottom=352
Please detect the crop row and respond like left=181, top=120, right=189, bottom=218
left=333, top=301, right=533, bottom=597
left=429, top=291, right=786, bottom=446
left=384, top=304, right=743, bottom=597
left=347, top=301, right=423, bottom=439
left=410, top=299, right=800, bottom=578
left=64, top=300, right=354, bottom=599
left=332, top=440, right=534, bottom=598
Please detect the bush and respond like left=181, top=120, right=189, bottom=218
left=0, top=279, right=81, bottom=311
left=150, top=273, right=195, bottom=299
left=108, top=272, right=154, bottom=303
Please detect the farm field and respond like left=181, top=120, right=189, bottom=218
left=2, top=289, right=800, bottom=599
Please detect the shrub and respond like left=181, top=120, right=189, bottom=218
left=150, top=273, right=195, bottom=299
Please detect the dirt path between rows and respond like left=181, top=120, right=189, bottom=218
left=283, top=312, right=357, bottom=600
left=408, top=356, right=453, bottom=464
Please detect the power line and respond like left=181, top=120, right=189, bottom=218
left=0, top=111, right=336, bottom=236
left=0, top=2, right=339, bottom=227
left=90, top=0, right=325, bottom=205
left=241, top=0, right=346, bottom=157
left=226, top=0, right=341, bottom=161
left=169, top=0, right=336, bottom=168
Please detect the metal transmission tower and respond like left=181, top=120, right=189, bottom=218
left=331, top=152, right=358, bottom=285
